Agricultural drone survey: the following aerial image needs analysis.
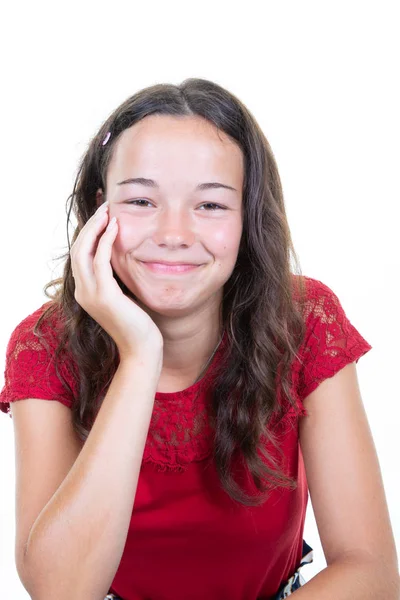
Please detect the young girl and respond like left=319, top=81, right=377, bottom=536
left=1, top=78, right=397, bottom=599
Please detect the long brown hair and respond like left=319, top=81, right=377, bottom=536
left=35, top=78, right=307, bottom=506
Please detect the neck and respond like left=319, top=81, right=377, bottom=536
left=152, top=304, right=223, bottom=387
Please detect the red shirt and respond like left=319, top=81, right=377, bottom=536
left=0, top=276, right=372, bottom=599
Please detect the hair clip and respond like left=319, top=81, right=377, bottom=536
left=102, top=131, right=111, bottom=146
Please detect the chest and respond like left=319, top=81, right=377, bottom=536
left=156, top=373, right=199, bottom=394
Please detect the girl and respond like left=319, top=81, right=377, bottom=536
left=1, top=78, right=397, bottom=599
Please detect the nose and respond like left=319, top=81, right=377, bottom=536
left=153, top=208, right=197, bottom=249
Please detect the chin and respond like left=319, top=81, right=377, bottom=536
left=133, top=284, right=209, bottom=317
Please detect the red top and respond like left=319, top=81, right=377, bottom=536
left=0, top=276, right=372, bottom=600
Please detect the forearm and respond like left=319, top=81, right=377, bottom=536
left=22, top=355, right=161, bottom=600
left=291, top=553, right=400, bottom=599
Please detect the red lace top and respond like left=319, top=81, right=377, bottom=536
left=0, top=276, right=372, bottom=600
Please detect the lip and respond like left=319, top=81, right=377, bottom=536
left=141, top=260, right=201, bottom=266
left=140, top=261, right=202, bottom=274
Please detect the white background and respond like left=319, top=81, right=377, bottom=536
left=0, top=1, right=399, bottom=597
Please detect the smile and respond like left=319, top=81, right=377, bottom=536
left=140, top=262, right=202, bottom=275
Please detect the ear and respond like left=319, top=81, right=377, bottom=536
left=96, top=188, right=103, bottom=209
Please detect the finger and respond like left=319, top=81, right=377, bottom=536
left=72, top=209, right=109, bottom=285
left=71, top=203, right=109, bottom=256
left=71, top=204, right=109, bottom=260
left=92, top=216, right=119, bottom=293
left=71, top=206, right=109, bottom=286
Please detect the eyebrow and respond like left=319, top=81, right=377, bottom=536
left=116, top=177, right=237, bottom=192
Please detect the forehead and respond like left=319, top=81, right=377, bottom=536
left=107, top=115, right=244, bottom=187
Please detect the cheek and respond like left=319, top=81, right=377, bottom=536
left=111, top=218, right=140, bottom=252
left=211, top=223, right=242, bottom=259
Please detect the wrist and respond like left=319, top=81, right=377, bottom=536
left=118, top=340, right=163, bottom=367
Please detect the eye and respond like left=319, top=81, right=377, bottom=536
left=125, top=199, right=154, bottom=207
left=124, top=200, right=226, bottom=211
left=198, top=203, right=226, bottom=211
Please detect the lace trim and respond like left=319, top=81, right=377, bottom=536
left=0, top=304, right=76, bottom=413
left=295, top=277, right=372, bottom=406
left=0, top=277, right=372, bottom=471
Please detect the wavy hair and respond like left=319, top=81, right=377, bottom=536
left=34, top=78, right=307, bottom=506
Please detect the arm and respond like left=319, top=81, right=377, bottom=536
left=290, top=554, right=399, bottom=599
left=21, top=352, right=162, bottom=600
left=295, top=362, right=399, bottom=599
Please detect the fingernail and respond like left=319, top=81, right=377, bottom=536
left=97, top=200, right=109, bottom=211
left=106, top=216, right=117, bottom=231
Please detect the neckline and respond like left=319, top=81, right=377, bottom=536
left=154, top=330, right=228, bottom=400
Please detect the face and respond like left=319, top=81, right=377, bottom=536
left=96, top=114, right=244, bottom=319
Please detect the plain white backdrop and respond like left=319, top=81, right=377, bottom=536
left=0, top=1, right=399, bottom=597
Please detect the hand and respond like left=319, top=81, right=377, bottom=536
left=70, top=202, right=163, bottom=363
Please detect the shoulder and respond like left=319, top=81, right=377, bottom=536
left=291, top=275, right=372, bottom=408
left=292, top=274, right=341, bottom=319
left=6, top=301, right=63, bottom=350
left=293, top=274, right=364, bottom=344
left=0, top=302, right=77, bottom=416
left=3, top=300, right=71, bottom=379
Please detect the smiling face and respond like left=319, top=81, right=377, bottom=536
left=97, top=114, right=244, bottom=320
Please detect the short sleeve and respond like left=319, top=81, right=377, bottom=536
left=296, top=277, right=373, bottom=406
left=0, top=304, right=76, bottom=418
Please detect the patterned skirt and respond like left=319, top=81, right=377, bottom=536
left=272, top=539, right=314, bottom=598
left=104, top=539, right=314, bottom=600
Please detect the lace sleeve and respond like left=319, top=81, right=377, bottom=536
left=296, top=277, right=373, bottom=408
left=0, top=305, right=76, bottom=418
